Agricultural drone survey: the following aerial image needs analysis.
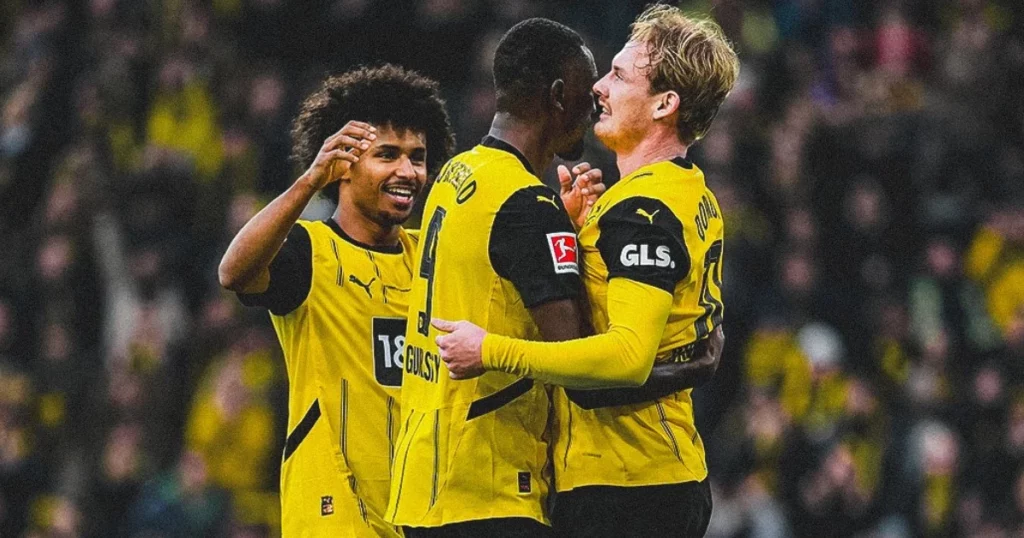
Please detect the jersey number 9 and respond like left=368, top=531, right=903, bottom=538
left=417, top=207, right=447, bottom=336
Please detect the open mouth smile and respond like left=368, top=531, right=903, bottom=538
left=382, top=183, right=418, bottom=205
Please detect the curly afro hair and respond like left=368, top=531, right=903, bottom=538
left=290, top=64, right=456, bottom=204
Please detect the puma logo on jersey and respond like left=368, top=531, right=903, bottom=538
left=620, top=244, right=675, bottom=268
left=636, top=208, right=659, bottom=224
left=349, top=275, right=376, bottom=298
left=537, top=195, right=559, bottom=209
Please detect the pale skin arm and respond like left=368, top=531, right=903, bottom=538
left=431, top=317, right=723, bottom=392
left=218, top=121, right=376, bottom=293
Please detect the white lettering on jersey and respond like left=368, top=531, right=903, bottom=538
left=620, top=244, right=675, bottom=268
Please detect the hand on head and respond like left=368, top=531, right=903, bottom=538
left=303, top=121, right=378, bottom=189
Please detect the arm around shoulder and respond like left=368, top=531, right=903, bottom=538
left=483, top=278, right=672, bottom=389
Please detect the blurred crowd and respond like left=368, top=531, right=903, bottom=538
left=0, top=0, right=1022, bottom=536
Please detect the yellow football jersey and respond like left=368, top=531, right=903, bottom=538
left=240, top=219, right=416, bottom=537
left=387, top=137, right=581, bottom=527
left=552, top=156, right=724, bottom=492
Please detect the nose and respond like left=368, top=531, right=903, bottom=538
left=395, top=155, right=416, bottom=179
left=593, top=74, right=608, bottom=98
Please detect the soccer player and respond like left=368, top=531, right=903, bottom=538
left=385, top=19, right=601, bottom=537
left=433, top=5, right=739, bottom=536
left=218, top=65, right=454, bottom=537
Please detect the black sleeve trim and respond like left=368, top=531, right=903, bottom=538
left=595, top=197, right=689, bottom=293
left=237, top=224, right=313, bottom=315
left=489, top=186, right=581, bottom=308
left=283, top=399, right=321, bottom=461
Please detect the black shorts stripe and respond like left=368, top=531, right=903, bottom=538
left=283, top=399, right=321, bottom=461
left=466, top=378, right=534, bottom=420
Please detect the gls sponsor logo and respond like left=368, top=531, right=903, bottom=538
left=620, top=244, right=676, bottom=268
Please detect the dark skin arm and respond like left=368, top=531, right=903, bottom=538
left=564, top=325, right=724, bottom=410
left=529, top=299, right=589, bottom=343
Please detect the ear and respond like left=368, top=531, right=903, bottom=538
left=549, top=79, right=566, bottom=113
left=652, top=91, right=680, bottom=121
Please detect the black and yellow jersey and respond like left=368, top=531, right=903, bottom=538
left=240, top=219, right=416, bottom=537
left=387, top=137, right=581, bottom=527
left=482, top=157, right=724, bottom=492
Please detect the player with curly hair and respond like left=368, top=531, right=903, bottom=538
left=219, top=64, right=454, bottom=537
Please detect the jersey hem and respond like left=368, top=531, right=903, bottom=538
left=389, top=510, right=550, bottom=529
left=555, top=469, right=709, bottom=493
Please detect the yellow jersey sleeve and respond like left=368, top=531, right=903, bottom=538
left=482, top=278, right=671, bottom=388
left=479, top=195, right=692, bottom=389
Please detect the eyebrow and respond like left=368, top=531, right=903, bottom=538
left=375, top=144, right=427, bottom=153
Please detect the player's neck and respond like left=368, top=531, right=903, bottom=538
left=332, top=210, right=400, bottom=248
left=488, top=114, right=554, bottom=177
left=615, top=132, right=688, bottom=178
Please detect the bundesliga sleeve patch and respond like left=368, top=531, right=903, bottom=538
left=546, top=232, right=579, bottom=274
left=489, top=186, right=582, bottom=307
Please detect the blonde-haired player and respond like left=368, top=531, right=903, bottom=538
left=434, top=5, right=738, bottom=536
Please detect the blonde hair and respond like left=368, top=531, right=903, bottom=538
left=630, top=4, right=739, bottom=144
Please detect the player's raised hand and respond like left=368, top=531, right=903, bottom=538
left=432, top=318, right=486, bottom=380
left=300, top=121, right=377, bottom=190
left=558, top=162, right=606, bottom=229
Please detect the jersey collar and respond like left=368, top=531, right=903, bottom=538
left=481, top=136, right=536, bottom=176
left=323, top=218, right=403, bottom=254
left=623, top=156, right=695, bottom=183
left=671, top=156, right=693, bottom=169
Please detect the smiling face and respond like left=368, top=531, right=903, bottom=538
left=592, top=42, right=661, bottom=153
left=339, top=124, right=427, bottom=228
